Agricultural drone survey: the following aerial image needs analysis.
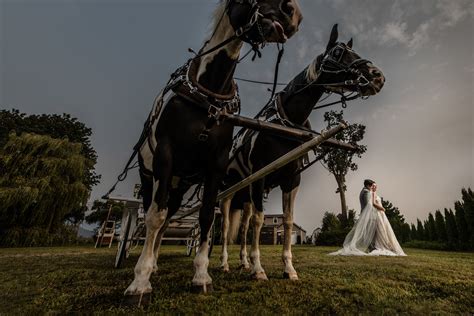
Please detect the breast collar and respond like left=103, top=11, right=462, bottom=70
left=170, top=58, right=241, bottom=118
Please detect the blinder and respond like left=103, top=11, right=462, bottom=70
left=226, top=0, right=265, bottom=46
left=318, top=43, right=372, bottom=88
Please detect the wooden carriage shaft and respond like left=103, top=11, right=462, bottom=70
left=173, top=123, right=347, bottom=221
left=223, top=113, right=356, bottom=151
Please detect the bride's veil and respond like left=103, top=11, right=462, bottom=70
left=330, top=194, right=378, bottom=256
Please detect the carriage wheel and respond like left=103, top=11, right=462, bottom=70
left=115, top=213, right=132, bottom=269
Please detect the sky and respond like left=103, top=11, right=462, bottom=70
left=1, top=0, right=473, bottom=233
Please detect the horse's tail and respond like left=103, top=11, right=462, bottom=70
left=228, top=208, right=242, bottom=244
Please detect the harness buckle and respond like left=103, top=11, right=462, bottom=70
left=208, top=104, right=220, bottom=118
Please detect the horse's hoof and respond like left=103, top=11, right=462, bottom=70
left=238, top=264, right=251, bottom=271
left=191, top=283, right=213, bottom=294
left=251, top=271, right=268, bottom=281
left=122, top=292, right=152, bottom=307
left=221, top=265, right=230, bottom=273
left=283, top=272, right=299, bottom=280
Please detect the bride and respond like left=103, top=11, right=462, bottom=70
left=330, top=183, right=406, bottom=256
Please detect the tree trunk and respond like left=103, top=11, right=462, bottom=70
left=335, top=175, right=348, bottom=222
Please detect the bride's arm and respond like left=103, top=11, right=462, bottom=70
left=372, top=192, right=385, bottom=211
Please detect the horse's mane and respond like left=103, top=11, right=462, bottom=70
left=210, top=1, right=227, bottom=33
left=305, top=57, right=319, bottom=82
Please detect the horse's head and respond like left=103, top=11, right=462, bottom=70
left=308, top=24, right=385, bottom=96
left=226, top=0, right=303, bottom=44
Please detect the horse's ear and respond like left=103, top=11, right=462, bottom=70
left=326, top=24, right=339, bottom=51
left=347, top=38, right=353, bottom=48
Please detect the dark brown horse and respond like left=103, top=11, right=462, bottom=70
left=125, top=0, right=302, bottom=303
left=220, top=24, right=385, bottom=280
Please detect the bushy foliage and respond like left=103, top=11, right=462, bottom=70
left=0, top=109, right=100, bottom=190
left=0, top=225, right=91, bottom=247
left=382, top=198, right=411, bottom=243
left=315, top=210, right=355, bottom=246
left=85, top=200, right=125, bottom=224
left=0, top=133, right=90, bottom=245
left=410, top=188, right=473, bottom=251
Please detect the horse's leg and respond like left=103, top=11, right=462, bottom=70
left=281, top=186, right=299, bottom=280
left=192, top=167, right=226, bottom=292
left=124, top=149, right=172, bottom=304
left=239, top=202, right=252, bottom=270
left=219, top=195, right=233, bottom=272
left=249, top=180, right=267, bottom=280
left=152, top=182, right=190, bottom=272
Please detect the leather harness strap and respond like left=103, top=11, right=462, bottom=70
left=171, top=58, right=241, bottom=141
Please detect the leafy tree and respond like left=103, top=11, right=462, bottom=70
left=0, top=133, right=89, bottom=234
left=85, top=200, right=125, bottom=224
left=434, top=210, right=447, bottom=242
left=444, top=208, right=458, bottom=249
left=423, top=220, right=429, bottom=241
left=0, top=109, right=100, bottom=190
left=427, top=213, right=437, bottom=241
left=455, top=200, right=470, bottom=249
left=317, top=110, right=367, bottom=224
left=381, top=198, right=407, bottom=241
left=416, top=219, right=425, bottom=240
left=401, top=223, right=411, bottom=243
left=461, top=188, right=474, bottom=248
left=321, top=212, right=341, bottom=232
left=410, top=224, right=417, bottom=241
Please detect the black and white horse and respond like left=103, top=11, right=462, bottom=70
left=220, top=24, right=385, bottom=280
left=125, top=0, right=302, bottom=302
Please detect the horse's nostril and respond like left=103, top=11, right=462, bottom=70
left=280, top=0, right=295, bottom=17
left=371, top=69, right=382, bottom=78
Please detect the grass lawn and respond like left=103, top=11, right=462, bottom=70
left=0, top=245, right=472, bottom=314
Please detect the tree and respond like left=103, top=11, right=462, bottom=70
left=410, top=224, right=417, bottom=240
left=321, top=212, right=341, bottom=232
left=416, top=219, right=425, bottom=240
left=0, top=109, right=100, bottom=190
left=317, top=110, right=367, bottom=224
left=444, top=208, right=458, bottom=249
left=434, top=210, right=447, bottom=243
left=455, top=201, right=470, bottom=249
left=382, top=198, right=407, bottom=241
left=85, top=200, right=125, bottom=224
left=427, top=213, right=437, bottom=241
left=423, top=220, right=430, bottom=241
left=461, top=188, right=474, bottom=248
left=0, top=133, right=89, bottom=234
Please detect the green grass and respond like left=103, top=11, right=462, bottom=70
left=0, top=245, right=472, bottom=314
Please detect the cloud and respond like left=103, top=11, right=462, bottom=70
left=325, top=0, right=473, bottom=56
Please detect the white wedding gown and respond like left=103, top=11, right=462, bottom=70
left=330, top=194, right=406, bottom=256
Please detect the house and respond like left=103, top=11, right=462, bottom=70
left=260, top=214, right=306, bottom=245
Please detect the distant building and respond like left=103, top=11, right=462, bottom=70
left=261, top=214, right=306, bottom=245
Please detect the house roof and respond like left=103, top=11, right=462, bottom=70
left=263, top=214, right=306, bottom=233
